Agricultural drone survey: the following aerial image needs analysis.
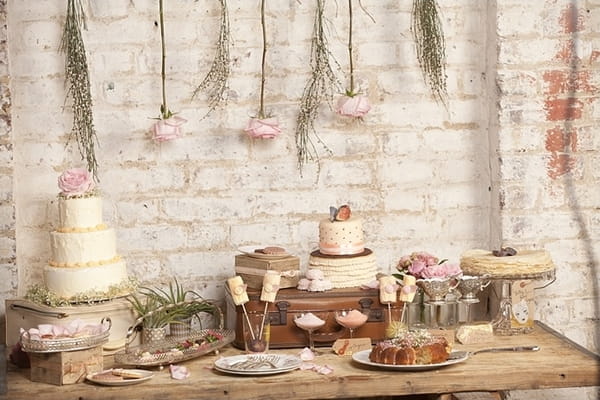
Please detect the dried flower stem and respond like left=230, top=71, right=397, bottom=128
left=60, top=0, right=98, bottom=181
left=347, top=0, right=355, bottom=95
left=295, top=0, right=341, bottom=176
left=192, top=0, right=231, bottom=118
left=258, top=0, right=268, bottom=119
left=158, top=0, right=172, bottom=119
left=412, top=0, right=447, bottom=104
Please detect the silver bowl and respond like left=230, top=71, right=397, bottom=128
left=416, top=276, right=460, bottom=305
left=456, top=275, right=491, bottom=304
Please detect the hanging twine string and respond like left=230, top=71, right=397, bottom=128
left=60, top=0, right=99, bottom=181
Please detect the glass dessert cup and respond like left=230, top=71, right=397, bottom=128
left=294, top=312, right=328, bottom=354
left=334, top=309, right=369, bottom=338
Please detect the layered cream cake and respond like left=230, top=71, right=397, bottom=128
left=43, top=170, right=128, bottom=299
left=308, top=206, right=377, bottom=288
left=460, top=248, right=555, bottom=279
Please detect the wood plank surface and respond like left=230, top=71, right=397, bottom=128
left=4, top=322, right=599, bottom=400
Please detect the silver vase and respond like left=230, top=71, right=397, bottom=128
left=456, top=275, right=491, bottom=304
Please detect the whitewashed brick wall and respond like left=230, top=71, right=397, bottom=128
left=2, top=1, right=598, bottom=398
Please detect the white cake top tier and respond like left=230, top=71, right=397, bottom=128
left=58, top=195, right=105, bottom=232
left=318, top=216, right=365, bottom=255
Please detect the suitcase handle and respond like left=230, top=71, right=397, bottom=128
left=10, top=303, right=69, bottom=319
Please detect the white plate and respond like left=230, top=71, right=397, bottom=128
left=86, top=369, right=154, bottom=386
left=214, top=354, right=302, bottom=376
left=352, top=350, right=469, bottom=371
left=238, top=245, right=291, bottom=260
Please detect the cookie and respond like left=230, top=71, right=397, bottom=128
left=261, top=246, right=286, bottom=255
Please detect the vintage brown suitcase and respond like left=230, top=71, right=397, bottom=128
left=226, top=287, right=403, bottom=349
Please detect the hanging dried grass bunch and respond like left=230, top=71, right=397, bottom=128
left=295, top=0, right=341, bottom=177
left=412, top=0, right=447, bottom=105
left=192, top=0, right=231, bottom=118
left=60, top=0, right=99, bottom=180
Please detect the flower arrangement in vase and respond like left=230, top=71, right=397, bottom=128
left=394, top=251, right=462, bottom=305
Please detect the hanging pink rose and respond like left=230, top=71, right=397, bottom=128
left=153, top=116, right=187, bottom=142
left=245, top=117, right=282, bottom=139
left=58, top=168, right=95, bottom=195
left=336, top=94, right=371, bottom=117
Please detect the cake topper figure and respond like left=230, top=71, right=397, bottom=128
left=329, top=204, right=351, bottom=222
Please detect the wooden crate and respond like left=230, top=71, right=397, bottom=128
left=234, top=254, right=300, bottom=289
left=29, top=345, right=103, bottom=385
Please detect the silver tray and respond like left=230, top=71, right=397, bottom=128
left=21, top=317, right=111, bottom=353
left=114, top=328, right=235, bottom=367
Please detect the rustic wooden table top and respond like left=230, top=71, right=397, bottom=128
left=4, top=322, right=599, bottom=400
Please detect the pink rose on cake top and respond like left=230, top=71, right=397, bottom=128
left=245, top=117, right=282, bottom=139
left=153, top=115, right=187, bottom=142
left=336, top=94, right=371, bottom=118
left=58, top=168, right=95, bottom=196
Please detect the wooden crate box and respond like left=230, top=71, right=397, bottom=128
left=29, top=345, right=103, bottom=385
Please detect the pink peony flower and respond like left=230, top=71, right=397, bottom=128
left=245, top=117, right=282, bottom=139
left=153, top=115, right=187, bottom=142
left=335, top=94, right=371, bottom=117
left=58, top=168, right=95, bottom=195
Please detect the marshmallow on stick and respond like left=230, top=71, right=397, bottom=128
left=260, top=271, right=281, bottom=303
left=379, top=275, right=399, bottom=304
left=399, top=275, right=417, bottom=302
left=227, top=276, right=249, bottom=305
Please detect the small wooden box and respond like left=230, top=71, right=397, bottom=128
left=234, top=254, right=300, bottom=289
left=29, top=345, right=103, bottom=385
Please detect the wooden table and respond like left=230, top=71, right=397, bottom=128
left=3, top=322, right=599, bottom=400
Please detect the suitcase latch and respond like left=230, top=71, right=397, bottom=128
left=269, top=301, right=291, bottom=325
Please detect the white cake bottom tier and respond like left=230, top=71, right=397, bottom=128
left=50, top=228, right=117, bottom=265
left=44, top=260, right=128, bottom=298
left=308, top=253, right=378, bottom=288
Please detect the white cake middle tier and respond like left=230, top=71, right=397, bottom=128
left=50, top=228, right=117, bottom=266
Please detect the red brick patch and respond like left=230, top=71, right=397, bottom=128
left=543, top=70, right=595, bottom=95
left=545, top=126, right=578, bottom=152
left=544, top=97, right=583, bottom=121
left=559, top=3, right=584, bottom=33
left=547, top=153, right=576, bottom=179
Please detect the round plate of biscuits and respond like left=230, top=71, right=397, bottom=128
left=86, top=368, right=154, bottom=386
left=238, top=245, right=291, bottom=259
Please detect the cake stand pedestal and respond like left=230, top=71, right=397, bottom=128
left=491, top=268, right=555, bottom=336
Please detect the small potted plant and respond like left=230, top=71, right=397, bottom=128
left=127, top=293, right=181, bottom=344
left=140, top=278, right=216, bottom=337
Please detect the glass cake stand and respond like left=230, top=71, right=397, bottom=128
left=490, top=268, right=556, bottom=335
